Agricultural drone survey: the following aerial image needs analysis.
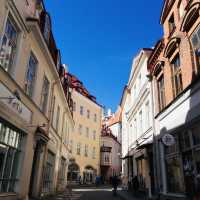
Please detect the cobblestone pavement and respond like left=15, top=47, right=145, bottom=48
left=74, top=186, right=122, bottom=200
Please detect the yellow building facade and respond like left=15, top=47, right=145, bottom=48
left=67, top=85, right=102, bottom=184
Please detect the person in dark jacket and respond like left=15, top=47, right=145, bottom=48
left=112, top=175, right=119, bottom=196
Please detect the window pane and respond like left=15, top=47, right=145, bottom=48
left=192, top=34, right=199, bottom=49
left=0, top=18, right=17, bottom=72
left=166, top=157, right=184, bottom=193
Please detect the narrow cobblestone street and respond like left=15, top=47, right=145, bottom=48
left=44, top=186, right=124, bottom=200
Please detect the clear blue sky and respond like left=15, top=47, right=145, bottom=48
left=45, top=1, right=163, bottom=111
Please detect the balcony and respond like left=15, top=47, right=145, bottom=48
left=100, top=146, right=112, bottom=167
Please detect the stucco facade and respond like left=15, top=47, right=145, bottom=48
left=67, top=88, right=102, bottom=184
left=0, top=0, right=74, bottom=199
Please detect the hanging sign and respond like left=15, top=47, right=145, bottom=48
left=162, top=134, right=175, bottom=146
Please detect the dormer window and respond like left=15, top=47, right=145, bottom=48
left=169, top=14, right=176, bottom=35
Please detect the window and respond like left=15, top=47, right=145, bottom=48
left=169, top=14, right=176, bottom=34
left=56, top=106, right=60, bottom=131
left=77, top=143, right=81, bottom=155
left=0, top=17, right=18, bottom=72
left=87, top=110, right=90, bottom=119
left=145, top=101, right=150, bottom=129
left=78, top=124, right=82, bottom=135
left=157, top=74, right=166, bottom=111
left=86, top=127, right=89, bottom=138
left=134, top=118, right=137, bottom=138
left=138, top=74, right=142, bottom=89
left=191, top=25, right=200, bottom=71
left=171, top=54, right=183, bottom=97
left=51, top=96, right=55, bottom=123
left=80, top=106, right=84, bottom=115
left=25, top=52, right=38, bottom=97
left=43, top=151, right=55, bottom=193
left=94, top=114, right=97, bottom=122
left=40, top=76, right=50, bottom=113
left=73, top=102, right=76, bottom=112
left=0, top=121, right=24, bottom=193
left=58, top=157, right=66, bottom=185
left=92, top=147, right=96, bottom=159
left=178, top=1, right=185, bottom=19
left=84, top=145, right=88, bottom=157
left=139, top=111, right=143, bottom=134
left=69, top=140, right=73, bottom=153
left=93, top=131, right=96, bottom=140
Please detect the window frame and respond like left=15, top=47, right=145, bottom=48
left=24, top=51, right=38, bottom=98
left=170, top=53, right=183, bottom=97
left=40, top=75, right=50, bottom=113
left=0, top=14, right=19, bottom=73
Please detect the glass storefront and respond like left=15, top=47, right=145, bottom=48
left=164, top=123, right=200, bottom=195
left=0, top=119, right=24, bottom=193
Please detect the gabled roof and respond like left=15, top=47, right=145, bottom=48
left=160, top=0, right=176, bottom=24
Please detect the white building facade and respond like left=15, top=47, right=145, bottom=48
left=121, top=49, right=155, bottom=197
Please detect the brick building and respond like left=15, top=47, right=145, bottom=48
left=148, top=0, right=200, bottom=199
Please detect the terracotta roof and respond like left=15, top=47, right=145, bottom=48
left=66, top=72, right=98, bottom=103
left=104, top=107, right=122, bottom=127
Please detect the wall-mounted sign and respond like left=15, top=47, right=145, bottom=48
left=162, top=134, right=175, bottom=146
left=0, top=83, right=32, bottom=123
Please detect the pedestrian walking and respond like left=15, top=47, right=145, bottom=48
left=112, top=175, right=119, bottom=197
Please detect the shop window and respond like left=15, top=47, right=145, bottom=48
left=40, top=76, right=50, bottom=113
left=0, top=16, right=18, bottom=72
left=25, top=52, right=38, bottom=97
left=171, top=54, right=183, bottom=97
left=191, top=25, right=200, bottom=73
left=166, top=156, right=184, bottom=193
left=0, top=121, right=24, bottom=193
left=180, top=131, right=191, bottom=151
left=192, top=125, right=200, bottom=146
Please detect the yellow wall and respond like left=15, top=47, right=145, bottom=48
left=69, top=90, right=102, bottom=177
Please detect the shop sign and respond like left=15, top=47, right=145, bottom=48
left=162, top=134, right=175, bottom=146
left=0, top=83, right=32, bottom=123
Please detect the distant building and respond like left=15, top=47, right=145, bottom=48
left=66, top=73, right=102, bottom=184
left=100, top=109, right=122, bottom=181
